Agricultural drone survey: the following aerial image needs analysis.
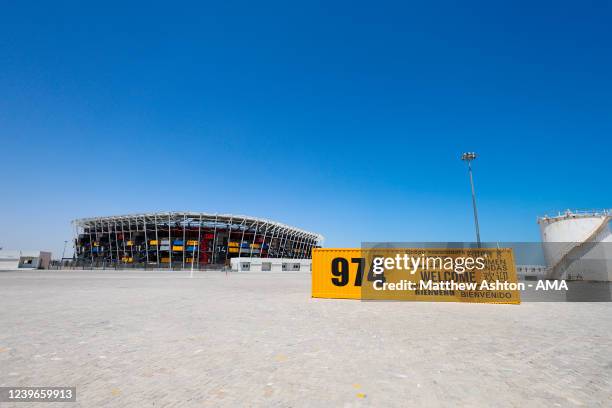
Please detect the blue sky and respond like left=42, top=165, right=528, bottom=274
left=1, top=1, right=611, bottom=256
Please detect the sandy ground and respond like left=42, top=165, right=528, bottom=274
left=0, top=269, right=611, bottom=407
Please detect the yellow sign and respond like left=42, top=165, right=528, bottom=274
left=312, top=248, right=520, bottom=304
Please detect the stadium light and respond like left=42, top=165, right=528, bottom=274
left=461, top=152, right=481, bottom=247
left=60, top=240, right=68, bottom=269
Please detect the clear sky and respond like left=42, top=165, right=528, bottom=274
left=1, top=1, right=611, bottom=257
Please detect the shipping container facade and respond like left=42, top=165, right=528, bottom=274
left=73, top=212, right=323, bottom=268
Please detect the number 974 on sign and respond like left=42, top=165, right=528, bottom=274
left=311, top=249, right=376, bottom=299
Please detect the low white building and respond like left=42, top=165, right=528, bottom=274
left=230, top=257, right=312, bottom=272
left=0, top=250, right=52, bottom=270
left=516, top=264, right=548, bottom=281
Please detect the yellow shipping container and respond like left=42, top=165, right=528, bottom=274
left=172, top=245, right=184, bottom=251
left=127, top=241, right=133, bottom=246
left=161, top=257, right=170, bottom=263
left=229, top=242, right=239, bottom=247
left=250, top=244, right=261, bottom=248
left=121, top=257, right=133, bottom=263
left=187, top=240, right=198, bottom=246
left=150, top=240, right=158, bottom=245
left=229, top=247, right=239, bottom=253
left=312, top=248, right=520, bottom=304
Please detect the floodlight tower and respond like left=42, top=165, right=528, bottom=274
left=461, top=152, right=481, bottom=247
left=60, top=240, right=68, bottom=269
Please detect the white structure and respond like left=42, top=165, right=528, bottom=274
left=231, top=257, right=312, bottom=272
left=516, top=265, right=548, bottom=281
left=0, top=250, right=52, bottom=270
left=538, top=210, right=612, bottom=281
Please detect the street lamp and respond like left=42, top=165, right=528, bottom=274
left=461, top=152, right=481, bottom=247
left=60, top=240, right=68, bottom=269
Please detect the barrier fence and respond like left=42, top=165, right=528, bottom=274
left=48, top=260, right=228, bottom=271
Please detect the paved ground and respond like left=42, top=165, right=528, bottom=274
left=0, top=270, right=611, bottom=407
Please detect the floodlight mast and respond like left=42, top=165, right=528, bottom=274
left=60, top=240, right=69, bottom=269
left=461, top=152, right=481, bottom=247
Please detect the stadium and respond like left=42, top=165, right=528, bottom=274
left=73, top=212, right=323, bottom=268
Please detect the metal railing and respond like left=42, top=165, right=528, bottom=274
left=49, top=260, right=227, bottom=271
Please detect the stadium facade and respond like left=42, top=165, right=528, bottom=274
left=73, top=212, right=323, bottom=268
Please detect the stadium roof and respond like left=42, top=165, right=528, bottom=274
left=73, top=212, right=324, bottom=244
